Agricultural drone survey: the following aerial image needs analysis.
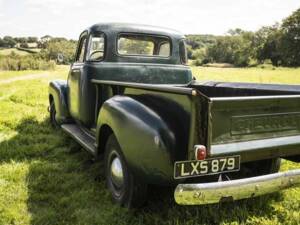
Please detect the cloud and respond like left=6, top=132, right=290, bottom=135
left=0, top=0, right=3, bottom=11
left=1, top=0, right=300, bottom=38
left=26, top=0, right=85, bottom=15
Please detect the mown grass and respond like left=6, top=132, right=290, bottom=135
left=0, top=66, right=299, bottom=225
left=0, top=70, right=43, bottom=81
left=0, top=48, right=30, bottom=56
left=0, top=66, right=68, bottom=81
left=193, top=66, right=300, bottom=84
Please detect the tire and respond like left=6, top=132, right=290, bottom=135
left=237, top=158, right=281, bottom=178
left=268, top=158, right=281, bottom=174
left=104, top=134, right=148, bottom=208
left=254, top=158, right=281, bottom=175
left=49, top=101, right=60, bottom=128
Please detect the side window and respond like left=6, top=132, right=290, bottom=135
left=158, top=42, right=170, bottom=57
left=87, top=34, right=105, bottom=61
left=76, top=36, right=87, bottom=63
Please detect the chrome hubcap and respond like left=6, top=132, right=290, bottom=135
left=110, top=156, right=124, bottom=188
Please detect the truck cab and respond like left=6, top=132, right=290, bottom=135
left=67, top=23, right=191, bottom=128
left=49, top=23, right=300, bottom=208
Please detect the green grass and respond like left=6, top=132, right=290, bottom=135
left=0, top=48, right=30, bottom=56
left=0, top=66, right=299, bottom=225
left=0, top=70, right=43, bottom=81
left=0, top=48, right=42, bottom=56
left=193, top=66, right=300, bottom=84
left=0, top=66, right=68, bottom=81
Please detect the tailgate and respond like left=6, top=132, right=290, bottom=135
left=207, top=95, right=300, bottom=160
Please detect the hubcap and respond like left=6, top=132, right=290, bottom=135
left=110, top=155, right=124, bottom=188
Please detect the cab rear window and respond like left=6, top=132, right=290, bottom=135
left=117, top=34, right=171, bottom=57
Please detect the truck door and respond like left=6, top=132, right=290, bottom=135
left=68, top=32, right=87, bottom=121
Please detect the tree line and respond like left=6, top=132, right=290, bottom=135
left=0, top=36, right=41, bottom=48
left=1, top=8, right=299, bottom=68
left=0, top=36, right=77, bottom=70
left=186, top=8, right=300, bottom=67
left=0, top=35, right=77, bottom=65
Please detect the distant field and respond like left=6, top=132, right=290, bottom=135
left=192, top=66, right=300, bottom=84
left=0, top=65, right=68, bottom=81
left=0, top=70, right=43, bottom=81
left=0, top=48, right=30, bottom=56
left=0, top=48, right=41, bottom=56
left=0, top=66, right=299, bottom=225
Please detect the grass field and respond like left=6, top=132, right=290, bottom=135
left=0, top=66, right=299, bottom=225
left=192, top=66, right=300, bottom=84
left=0, top=66, right=67, bottom=82
left=0, top=48, right=42, bottom=57
left=0, top=48, right=30, bottom=56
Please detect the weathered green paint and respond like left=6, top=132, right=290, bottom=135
left=95, top=86, right=193, bottom=184
left=49, top=23, right=300, bottom=186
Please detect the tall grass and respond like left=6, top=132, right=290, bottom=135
left=0, top=52, right=56, bottom=71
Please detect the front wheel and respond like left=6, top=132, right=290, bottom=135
left=104, top=134, right=148, bottom=208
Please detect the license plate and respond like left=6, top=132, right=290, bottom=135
left=174, top=155, right=240, bottom=179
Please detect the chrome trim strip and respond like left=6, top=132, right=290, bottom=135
left=174, top=169, right=300, bottom=205
left=210, top=135, right=300, bottom=155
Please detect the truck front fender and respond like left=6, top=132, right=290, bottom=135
left=96, top=95, right=182, bottom=184
left=48, top=80, right=70, bottom=124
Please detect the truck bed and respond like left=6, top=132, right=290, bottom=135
left=190, top=81, right=300, bottom=162
left=91, top=79, right=300, bottom=163
left=191, top=81, right=300, bottom=97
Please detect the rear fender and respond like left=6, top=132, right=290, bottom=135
left=96, top=95, right=186, bottom=184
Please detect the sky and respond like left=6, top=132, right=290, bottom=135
left=0, top=0, right=299, bottom=39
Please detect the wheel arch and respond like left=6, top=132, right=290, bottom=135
left=98, top=124, right=114, bottom=154
left=49, top=94, right=54, bottom=104
left=95, top=95, right=181, bottom=185
left=48, top=80, right=70, bottom=124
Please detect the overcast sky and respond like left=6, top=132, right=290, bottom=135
left=0, top=0, right=299, bottom=39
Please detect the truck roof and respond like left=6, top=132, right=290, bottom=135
left=88, top=22, right=185, bottom=39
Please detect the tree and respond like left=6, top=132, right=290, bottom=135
left=253, top=24, right=282, bottom=66
left=206, top=30, right=254, bottom=67
left=14, top=37, right=28, bottom=43
left=280, top=8, right=300, bottom=66
left=0, top=38, right=5, bottom=47
left=2, top=36, right=16, bottom=48
left=227, top=28, right=244, bottom=36
left=27, top=37, right=38, bottom=43
left=42, top=39, right=77, bottom=64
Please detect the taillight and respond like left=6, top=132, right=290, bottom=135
left=194, top=145, right=207, bottom=160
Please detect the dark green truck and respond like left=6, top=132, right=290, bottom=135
left=49, top=23, right=300, bottom=208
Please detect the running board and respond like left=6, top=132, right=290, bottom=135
left=61, top=124, right=96, bottom=156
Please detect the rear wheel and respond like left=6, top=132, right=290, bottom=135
left=236, top=158, right=281, bottom=179
left=104, top=134, right=148, bottom=208
left=49, top=101, right=59, bottom=128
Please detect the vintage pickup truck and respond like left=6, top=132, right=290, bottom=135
left=49, top=23, right=300, bottom=208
